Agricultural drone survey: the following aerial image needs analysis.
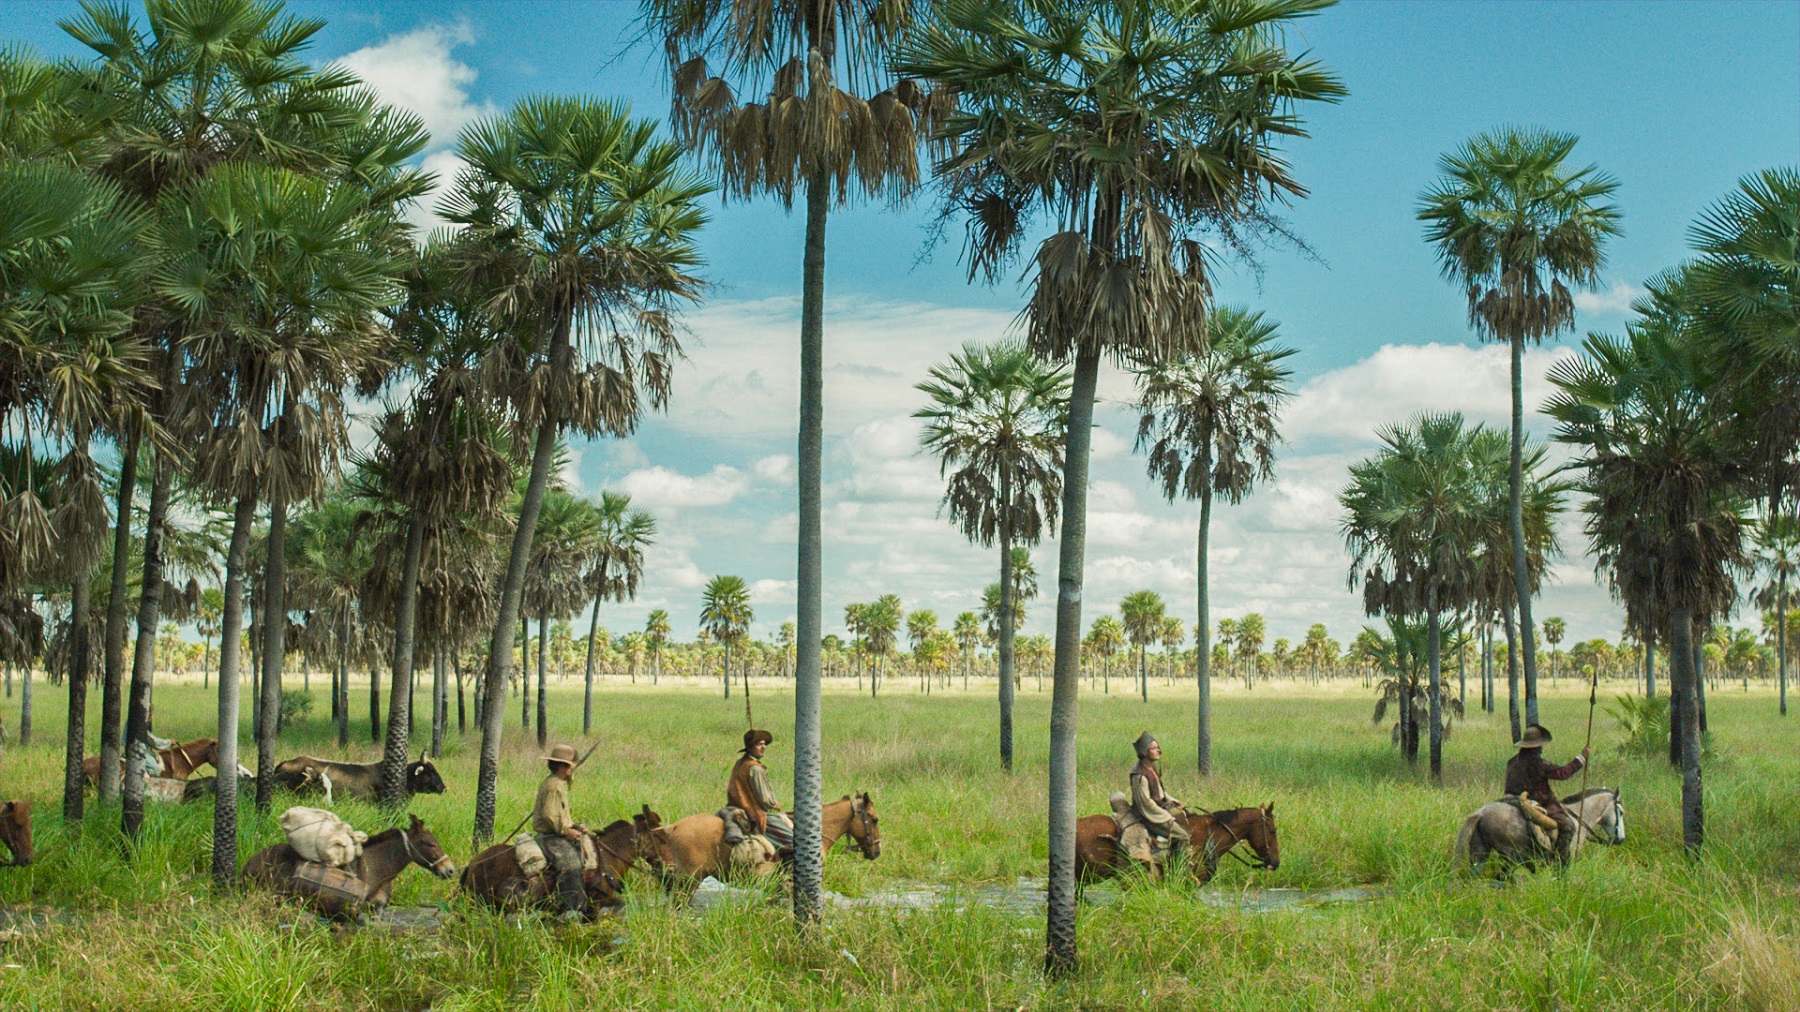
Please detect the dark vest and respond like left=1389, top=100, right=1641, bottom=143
left=1132, top=759, right=1167, bottom=806
left=727, top=756, right=767, bottom=833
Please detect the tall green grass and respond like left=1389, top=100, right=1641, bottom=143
left=0, top=676, right=1793, bottom=1009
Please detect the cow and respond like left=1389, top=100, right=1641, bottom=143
left=269, top=752, right=446, bottom=803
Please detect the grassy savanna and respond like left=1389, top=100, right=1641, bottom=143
left=0, top=678, right=1795, bottom=1010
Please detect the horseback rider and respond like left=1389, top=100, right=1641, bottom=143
left=1504, top=724, right=1590, bottom=864
left=725, top=729, right=793, bottom=857
left=532, top=743, right=590, bottom=920
left=1119, top=732, right=1189, bottom=869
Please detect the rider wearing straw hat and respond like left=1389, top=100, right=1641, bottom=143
left=726, top=729, right=793, bottom=856
left=533, top=743, right=589, bottom=919
left=1504, top=724, right=1589, bottom=863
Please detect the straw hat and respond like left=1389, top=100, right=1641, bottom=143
left=1514, top=725, right=1553, bottom=749
left=541, top=743, right=579, bottom=767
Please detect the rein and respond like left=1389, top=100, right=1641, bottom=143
left=1196, top=808, right=1270, bottom=870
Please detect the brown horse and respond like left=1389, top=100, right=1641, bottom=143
left=0, top=800, right=33, bottom=866
left=243, top=813, right=456, bottom=920
left=82, top=737, right=249, bottom=787
left=657, top=793, right=879, bottom=899
left=1075, top=804, right=1280, bottom=885
left=461, top=805, right=668, bottom=919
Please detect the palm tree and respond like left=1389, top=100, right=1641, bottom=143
left=1159, top=616, right=1185, bottom=685
left=906, top=609, right=938, bottom=693
left=953, top=611, right=981, bottom=689
left=451, top=96, right=710, bottom=846
left=646, top=609, right=671, bottom=684
left=1341, top=413, right=1551, bottom=780
left=1085, top=616, right=1125, bottom=693
left=1543, top=617, right=1566, bottom=687
left=896, top=1, right=1342, bottom=971
left=645, top=0, right=939, bottom=927
left=1118, top=591, right=1165, bottom=703
left=862, top=595, right=902, bottom=697
left=916, top=341, right=1068, bottom=766
left=522, top=490, right=602, bottom=749
left=583, top=492, right=655, bottom=732
left=1304, top=624, right=1330, bottom=684
left=700, top=575, right=754, bottom=720
left=286, top=495, right=373, bottom=749
left=1236, top=612, right=1267, bottom=691
left=1753, top=515, right=1799, bottom=716
left=1418, top=128, right=1621, bottom=731
left=1136, top=305, right=1295, bottom=767
left=1548, top=289, right=1754, bottom=852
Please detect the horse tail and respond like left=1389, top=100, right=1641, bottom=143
left=1454, top=811, right=1485, bottom=872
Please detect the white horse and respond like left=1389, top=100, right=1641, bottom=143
left=1455, top=787, right=1625, bottom=874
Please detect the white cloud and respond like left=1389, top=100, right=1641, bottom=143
left=1573, top=282, right=1645, bottom=316
left=1284, top=342, right=1578, bottom=444
left=753, top=454, right=795, bottom=482
left=618, top=465, right=749, bottom=508
left=335, top=22, right=495, bottom=234
left=337, top=22, right=495, bottom=151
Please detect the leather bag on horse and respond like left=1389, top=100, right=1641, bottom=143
left=291, top=862, right=368, bottom=918
left=1505, top=795, right=1559, bottom=852
left=510, top=832, right=600, bottom=878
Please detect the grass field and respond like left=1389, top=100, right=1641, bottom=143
left=0, top=673, right=1794, bottom=1010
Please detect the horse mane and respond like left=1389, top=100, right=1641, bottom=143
left=364, top=826, right=405, bottom=845
left=1208, top=807, right=1249, bottom=823
left=1561, top=786, right=1614, bottom=803
left=593, top=819, right=633, bottom=839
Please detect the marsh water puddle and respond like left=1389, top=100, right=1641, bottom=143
left=688, top=876, right=1388, bottom=916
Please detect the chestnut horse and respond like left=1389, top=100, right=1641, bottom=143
left=462, top=806, right=667, bottom=919
left=1075, top=804, right=1280, bottom=885
left=243, top=813, right=456, bottom=920
left=0, top=800, right=33, bottom=866
left=658, top=793, right=879, bottom=900
left=82, top=737, right=248, bottom=786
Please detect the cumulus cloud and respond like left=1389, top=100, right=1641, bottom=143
left=334, top=22, right=496, bottom=233
left=1284, top=342, right=1578, bottom=444
left=1573, top=282, right=1646, bottom=316
left=618, top=465, right=749, bottom=508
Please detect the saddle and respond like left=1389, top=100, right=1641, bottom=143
left=509, top=832, right=600, bottom=878
left=1502, top=795, right=1558, bottom=852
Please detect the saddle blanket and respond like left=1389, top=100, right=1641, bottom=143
left=291, top=861, right=368, bottom=918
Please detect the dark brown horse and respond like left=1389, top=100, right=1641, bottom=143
left=1075, top=804, right=1280, bottom=885
left=0, top=800, right=32, bottom=866
left=462, top=806, right=668, bottom=919
left=243, top=814, right=455, bottom=920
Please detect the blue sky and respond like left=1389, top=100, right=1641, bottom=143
left=8, top=1, right=1796, bottom=650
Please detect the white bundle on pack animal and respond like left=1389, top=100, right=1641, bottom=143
left=280, top=806, right=368, bottom=867
left=509, top=833, right=549, bottom=877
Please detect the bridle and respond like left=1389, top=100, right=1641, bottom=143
left=399, top=828, right=454, bottom=876
left=850, top=801, right=879, bottom=856
left=1203, top=808, right=1273, bottom=870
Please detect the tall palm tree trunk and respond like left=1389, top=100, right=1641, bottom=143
left=19, top=653, right=30, bottom=747
left=722, top=645, right=731, bottom=701
left=123, top=456, right=172, bottom=840
left=63, top=574, right=94, bottom=824
left=455, top=652, right=466, bottom=733
left=1503, top=606, right=1521, bottom=742
left=431, top=643, right=445, bottom=758
left=1508, top=335, right=1541, bottom=727
left=536, top=612, right=549, bottom=750
left=1693, top=631, right=1708, bottom=734
left=1644, top=633, right=1655, bottom=698
left=520, top=612, right=530, bottom=727
left=379, top=511, right=425, bottom=808
left=583, top=594, right=601, bottom=735
left=1046, top=350, right=1099, bottom=977
left=1427, top=594, right=1443, bottom=783
left=474, top=393, right=563, bottom=845
left=1779, top=577, right=1788, bottom=716
left=368, top=661, right=380, bottom=744
left=337, top=605, right=351, bottom=748
left=998, top=499, right=1016, bottom=772
left=213, top=494, right=257, bottom=884
left=1668, top=607, right=1704, bottom=852
left=255, top=482, right=290, bottom=814
left=1196, top=479, right=1214, bottom=776
left=98, top=429, right=140, bottom=802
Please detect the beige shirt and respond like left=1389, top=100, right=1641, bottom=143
left=1130, top=772, right=1179, bottom=828
left=748, top=763, right=782, bottom=812
left=532, top=774, right=574, bottom=835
